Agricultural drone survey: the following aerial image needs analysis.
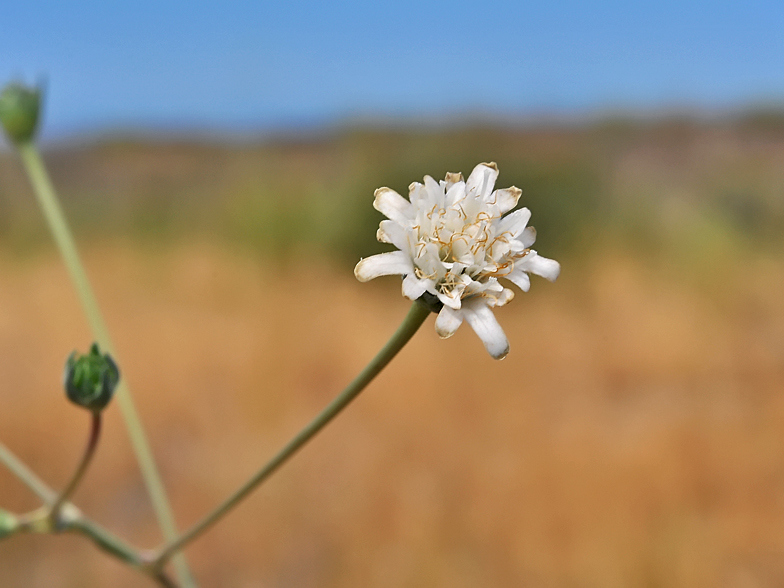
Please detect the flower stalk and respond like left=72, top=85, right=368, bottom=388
left=149, top=301, right=431, bottom=568
left=13, top=139, right=196, bottom=587
left=49, top=411, right=102, bottom=522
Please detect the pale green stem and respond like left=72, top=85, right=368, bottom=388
left=71, top=521, right=142, bottom=565
left=65, top=519, right=180, bottom=587
left=50, top=411, right=102, bottom=518
left=13, top=504, right=146, bottom=567
left=15, top=141, right=195, bottom=587
left=0, top=440, right=56, bottom=504
left=41, top=512, right=177, bottom=586
left=151, top=301, right=431, bottom=567
left=0, top=440, right=177, bottom=586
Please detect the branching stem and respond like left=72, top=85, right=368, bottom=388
left=15, top=140, right=195, bottom=587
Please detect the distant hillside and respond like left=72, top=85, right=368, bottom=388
left=1, top=117, right=783, bottom=262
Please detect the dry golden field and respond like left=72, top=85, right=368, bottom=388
left=1, top=120, right=784, bottom=586
left=0, top=242, right=782, bottom=587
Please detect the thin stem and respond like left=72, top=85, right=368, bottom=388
left=0, top=440, right=57, bottom=505
left=0, top=451, right=145, bottom=566
left=0, top=442, right=174, bottom=583
left=67, top=516, right=146, bottom=567
left=50, top=411, right=102, bottom=518
left=15, top=141, right=196, bottom=587
left=151, top=301, right=431, bottom=566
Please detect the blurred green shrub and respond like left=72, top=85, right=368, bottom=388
left=0, top=116, right=782, bottom=264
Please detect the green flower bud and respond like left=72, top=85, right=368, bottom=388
left=0, top=82, right=42, bottom=145
left=0, top=509, right=19, bottom=540
left=63, top=343, right=120, bottom=411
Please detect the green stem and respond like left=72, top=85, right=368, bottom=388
left=50, top=411, right=102, bottom=519
left=0, top=440, right=56, bottom=504
left=15, top=141, right=196, bottom=588
left=67, top=516, right=146, bottom=567
left=151, top=301, right=431, bottom=566
left=23, top=507, right=176, bottom=584
left=0, top=448, right=138, bottom=564
left=0, top=442, right=176, bottom=585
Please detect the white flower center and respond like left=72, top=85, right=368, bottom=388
left=409, top=188, right=525, bottom=302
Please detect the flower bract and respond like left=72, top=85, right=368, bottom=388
left=355, top=162, right=560, bottom=359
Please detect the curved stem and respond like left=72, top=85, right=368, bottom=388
left=151, top=301, right=431, bottom=567
left=15, top=140, right=196, bottom=587
left=50, top=411, right=102, bottom=519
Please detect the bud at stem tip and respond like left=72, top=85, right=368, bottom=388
left=63, top=343, right=120, bottom=411
left=0, top=82, right=42, bottom=145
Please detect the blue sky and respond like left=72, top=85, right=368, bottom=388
left=2, top=0, right=783, bottom=137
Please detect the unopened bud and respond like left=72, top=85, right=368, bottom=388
left=0, top=82, right=42, bottom=145
left=63, top=343, right=120, bottom=411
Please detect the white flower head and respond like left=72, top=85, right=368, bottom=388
left=355, top=162, right=560, bottom=359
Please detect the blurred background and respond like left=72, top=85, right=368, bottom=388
left=2, top=1, right=784, bottom=586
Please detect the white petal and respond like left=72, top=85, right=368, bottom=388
left=444, top=180, right=466, bottom=207
left=434, top=306, right=464, bottom=339
left=497, top=207, right=531, bottom=238
left=488, top=237, right=512, bottom=260
left=402, top=273, right=430, bottom=300
left=465, top=162, right=499, bottom=199
left=462, top=278, right=484, bottom=298
left=437, top=290, right=462, bottom=310
left=354, top=251, right=413, bottom=282
left=519, top=251, right=561, bottom=281
left=377, top=219, right=409, bottom=251
left=519, top=226, right=536, bottom=249
left=462, top=298, right=510, bottom=359
left=415, top=242, right=446, bottom=280
left=490, top=187, right=521, bottom=214
left=486, top=287, right=514, bottom=307
left=448, top=262, right=467, bottom=276
left=451, top=238, right=477, bottom=266
left=469, top=277, right=502, bottom=295
left=444, top=172, right=464, bottom=192
left=373, top=187, right=414, bottom=225
left=408, top=182, right=428, bottom=209
left=424, top=175, right=443, bottom=201
left=506, top=269, right=531, bottom=292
